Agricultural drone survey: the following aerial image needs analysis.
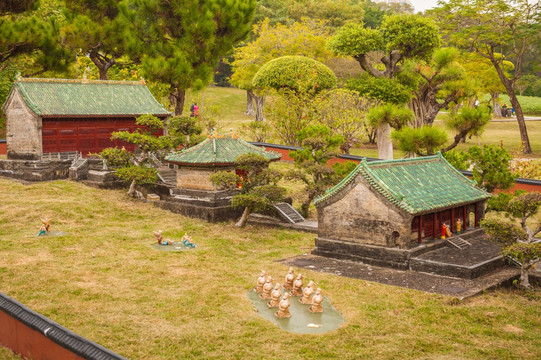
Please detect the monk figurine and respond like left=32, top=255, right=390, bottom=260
left=290, top=274, right=304, bottom=296
left=41, top=218, right=51, bottom=233
left=299, top=280, right=315, bottom=304
left=255, top=271, right=266, bottom=293
left=275, top=293, right=291, bottom=319
left=441, top=224, right=447, bottom=239
left=182, top=234, right=196, bottom=248
left=260, top=276, right=274, bottom=300
left=153, top=230, right=172, bottom=245
left=445, top=224, right=452, bottom=237
left=309, top=288, right=323, bottom=313
left=37, top=224, right=47, bottom=236
left=284, top=267, right=295, bottom=290
left=267, top=283, right=282, bottom=308
left=456, top=218, right=462, bottom=234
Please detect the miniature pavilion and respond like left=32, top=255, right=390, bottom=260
left=314, top=153, right=491, bottom=251
left=2, top=76, right=170, bottom=159
left=165, top=130, right=281, bottom=190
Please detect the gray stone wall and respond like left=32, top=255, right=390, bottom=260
left=0, top=159, right=70, bottom=181
left=317, top=176, right=412, bottom=248
left=5, top=89, right=42, bottom=159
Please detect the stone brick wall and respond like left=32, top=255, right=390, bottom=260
left=4, top=89, right=42, bottom=159
left=317, top=176, right=412, bottom=248
left=0, top=159, right=71, bottom=181
left=176, top=166, right=235, bottom=191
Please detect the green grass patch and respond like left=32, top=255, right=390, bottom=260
left=0, top=179, right=540, bottom=359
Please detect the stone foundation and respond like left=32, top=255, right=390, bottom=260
left=156, top=188, right=242, bottom=222
left=313, top=228, right=501, bottom=279
left=0, top=158, right=71, bottom=181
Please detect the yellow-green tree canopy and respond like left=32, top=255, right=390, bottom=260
left=230, top=19, right=332, bottom=91
left=252, top=55, right=336, bottom=93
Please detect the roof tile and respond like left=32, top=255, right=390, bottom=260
left=7, top=77, right=171, bottom=116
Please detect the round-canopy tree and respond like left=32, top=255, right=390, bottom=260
left=252, top=55, right=337, bottom=93
left=253, top=56, right=337, bottom=146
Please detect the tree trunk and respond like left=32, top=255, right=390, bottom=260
left=244, top=89, right=256, bottom=116
left=254, top=94, right=266, bottom=121
left=377, top=122, right=393, bottom=160
left=489, top=57, right=531, bottom=153
left=492, top=92, right=501, bottom=117
left=88, top=50, right=114, bottom=80
left=507, top=88, right=531, bottom=153
left=172, top=88, right=186, bottom=116
left=127, top=180, right=137, bottom=197
left=235, top=207, right=251, bottom=227
left=519, top=265, right=530, bottom=288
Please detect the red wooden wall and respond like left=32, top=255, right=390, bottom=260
left=41, top=117, right=147, bottom=156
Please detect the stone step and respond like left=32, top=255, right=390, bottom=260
left=273, top=202, right=305, bottom=223
left=446, top=237, right=472, bottom=249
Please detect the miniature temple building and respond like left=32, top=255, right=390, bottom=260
left=313, top=153, right=491, bottom=265
left=161, top=130, right=281, bottom=222
left=2, top=76, right=170, bottom=159
left=165, top=130, right=281, bottom=191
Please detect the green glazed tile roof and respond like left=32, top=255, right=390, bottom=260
left=7, top=77, right=170, bottom=116
left=314, top=153, right=490, bottom=214
left=165, top=131, right=282, bottom=165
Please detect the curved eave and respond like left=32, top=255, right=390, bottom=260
left=40, top=114, right=170, bottom=118
left=165, top=157, right=281, bottom=167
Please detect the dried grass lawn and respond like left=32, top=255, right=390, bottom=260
left=0, top=178, right=540, bottom=359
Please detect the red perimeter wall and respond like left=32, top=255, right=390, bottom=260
left=258, top=143, right=541, bottom=194
left=0, top=310, right=84, bottom=360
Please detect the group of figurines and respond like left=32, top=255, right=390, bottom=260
left=153, top=231, right=196, bottom=248
left=441, top=218, right=463, bottom=239
left=255, top=267, right=323, bottom=319
left=37, top=218, right=51, bottom=236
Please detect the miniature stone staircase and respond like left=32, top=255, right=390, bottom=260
left=446, top=236, right=472, bottom=249
left=157, top=167, right=177, bottom=186
left=68, top=153, right=89, bottom=180
left=273, top=202, right=305, bottom=223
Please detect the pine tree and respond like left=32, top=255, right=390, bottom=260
left=120, top=0, right=256, bottom=115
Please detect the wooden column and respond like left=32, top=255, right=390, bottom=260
left=451, top=208, right=455, bottom=233
left=433, top=212, right=437, bottom=239
left=474, top=202, right=479, bottom=227
left=463, top=205, right=467, bottom=231
left=418, top=215, right=423, bottom=243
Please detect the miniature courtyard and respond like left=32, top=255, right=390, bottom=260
left=1, top=177, right=540, bottom=360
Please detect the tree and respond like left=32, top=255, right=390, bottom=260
left=230, top=19, right=332, bottom=121
left=432, top=0, right=541, bottom=153
left=328, top=15, right=440, bottom=80
left=482, top=192, right=541, bottom=288
left=120, top=0, right=256, bottom=116
left=328, top=14, right=441, bottom=157
left=0, top=0, right=70, bottom=74
left=403, top=47, right=472, bottom=127
left=442, top=105, right=490, bottom=152
left=253, top=55, right=337, bottom=146
left=253, top=0, right=365, bottom=28
left=210, top=153, right=286, bottom=227
left=286, top=124, right=351, bottom=217
left=392, top=126, right=448, bottom=157
left=63, top=0, right=129, bottom=80
left=312, top=89, right=371, bottom=154
left=366, top=103, right=413, bottom=159
left=100, top=115, right=177, bottom=197
left=460, top=51, right=514, bottom=117
left=467, top=145, right=516, bottom=193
